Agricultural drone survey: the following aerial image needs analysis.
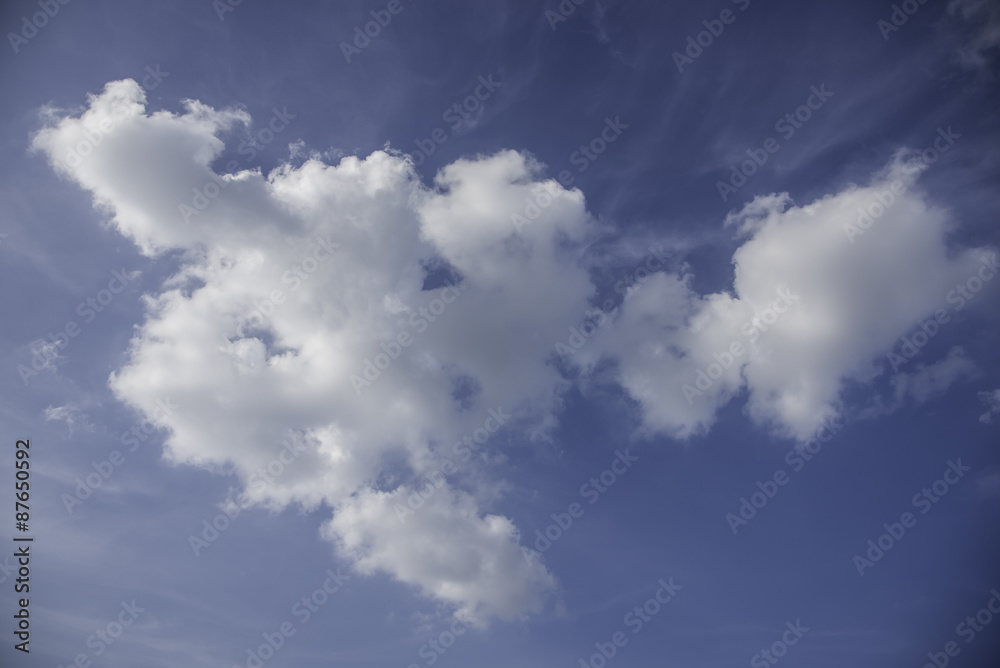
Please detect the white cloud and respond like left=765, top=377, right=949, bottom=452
left=979, top=388, right=1000, bottom=424
left=23, top=339, right=62, bottom=377
left=31, top=79, right=597, bottom=623
left=890, top=346, right=978, bottom=405
left=32, top=79, right=995, bottom=622
left=948, top=0, right=1000, bottom=69
left=44, top=404, right=95, bottom=433
left=324, top=486, right=555, bottom=624
left=578, top=156, right=993, bottom=441
left=860, top=346, right=979, bottom=419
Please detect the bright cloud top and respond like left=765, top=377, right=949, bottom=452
left=577, top=154, right=993, bottom=441
left=32, top=80, right=993, bottom=622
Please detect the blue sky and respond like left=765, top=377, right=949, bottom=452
left=2, top=1, right=1000, bottom=667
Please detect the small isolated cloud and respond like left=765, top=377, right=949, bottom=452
left=891, top=346, right=979, bottom=405
left=578, top=156, right=993, bottom=441
left=860, top=347, right=980, bottom=419
left=44, top=404, right=95, bottom=433
left=32, top=80, right=995, bottom=622
left=27, top=339, right=62, bottom=373
left=979, top=388, right=1000, bottom=423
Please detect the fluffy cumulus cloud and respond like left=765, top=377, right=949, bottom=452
left=574, top=156, right=994, bottom=441
left=32, top=79, right=593, bottom=623
left=32, top=80, right=994, bottom=621
left=325, top=486, right=555, bottom=624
